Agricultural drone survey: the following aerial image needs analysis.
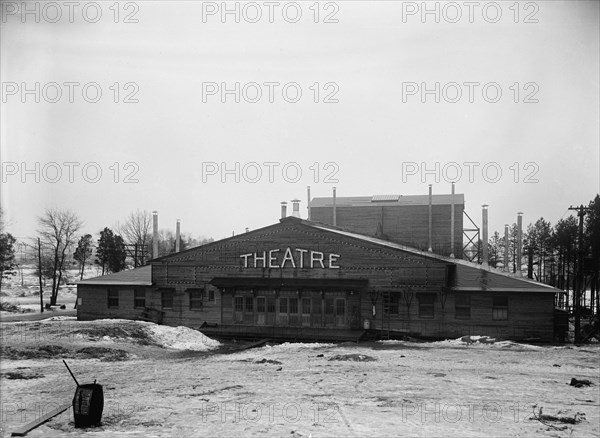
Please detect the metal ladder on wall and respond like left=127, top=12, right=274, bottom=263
left=381, top=291, right=391, bottom=340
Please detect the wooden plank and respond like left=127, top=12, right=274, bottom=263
left=11, top=403, right=71, bottom=436
left=236, top=338, right=269, bottom=351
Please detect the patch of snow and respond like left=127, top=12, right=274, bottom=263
left=39, top=316, right=78, bottom=322
left=145, top=325, right=221, bottom=351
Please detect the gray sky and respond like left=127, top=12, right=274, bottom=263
left=1, top=0, right=599, bottom=242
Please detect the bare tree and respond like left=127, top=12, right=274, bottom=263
left=118, top=209, right=152, bottom=267
left=37, top=208, right=83, bottom=305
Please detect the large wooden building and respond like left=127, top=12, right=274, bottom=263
left=77, top=217, right=559, bottom=342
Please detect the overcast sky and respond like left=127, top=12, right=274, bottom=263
left=1, top=0, right=598, bottom=243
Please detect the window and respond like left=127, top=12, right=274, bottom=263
left=335, top=299, right=345, bottom=316
left=302, top=298, right=311, bottom=314
left=235, top=296, right=244, bottom=312
left=161, top=289, right=174, bottom=309
left=107, top=289, right=119, bottom=308
left=418, top=294, right=435, bottom=319
left=325, top=298, right=334, bottom=315
left=279, top=297, right=288, bottom=313
left=289, top=298, right=298, bottom=314
left=492, top=296, right=508, bottom=320
left=383, top=293, right=400, bottom=315
left=455, top=295, right=471, bottom=320
left=257, top=297, right=266, bottom=313
left=189, top=288, right=203, bottom=311
left=134, top=289, right=146, bottom=309
left=208, top=289, right=215, bottom=302
left=245, top=296, right=254, bottom=312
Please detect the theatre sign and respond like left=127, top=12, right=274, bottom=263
left=239, top=247, right=340, bottom=269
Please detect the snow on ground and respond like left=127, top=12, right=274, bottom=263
left=1, top=318, right=599, bottom=438
left=145, top=324, right=221, bottom=351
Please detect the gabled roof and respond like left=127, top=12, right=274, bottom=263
left=301, top=218, right=558, bottom=293
left=77, top=265, right=152, bottom=286
left=79, top=218, right=559, bottom=294
left=309, top=193, right=465, bottom=208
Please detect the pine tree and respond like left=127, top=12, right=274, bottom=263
left=74, top=234, right=94, bottom=280
left=96, top=228, right=127, bottom=275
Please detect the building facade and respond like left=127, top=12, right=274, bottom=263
left=77, top=217, right=558, bottom=342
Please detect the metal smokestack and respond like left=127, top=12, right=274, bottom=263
left=281, top=202, right=287, bottom=219
left=481, top=205, right=489, bottom=267
left=450, top=183, right=455, bottom=258
left=504, top=224, right=509, bottom=272
left=291, top=199, right=301, bottom=218
left=307, top=186, right=311, bottom=221
left=152, top=211, right=158, bottom=259
left=428, top=184, right=432, bottom=252
left=175, top=219, right=181, bottom=253
left=517, top=212, right=523, bottom=276
left=333, top=187, right=337, bottom=227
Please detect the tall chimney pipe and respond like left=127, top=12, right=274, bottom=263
left=175, top=219, right=181, bottom=253
left=307, top=186, right=311, bottom=221
left=291, top=199, right=301, bottom=218
left=428, top=184, right=432, bottom=252
left=504, top=224, right=509, bottom=272
left=281, top=202, right=287, bottom=219
left=517, top=212, right=523, bottom=276
left=450, top=183, right=455, bottom=258
left=152, top=211, right=158, bottom=259
left=333, top=187, right=337, bottom=227
left=481, top=205, right=489, bottom=267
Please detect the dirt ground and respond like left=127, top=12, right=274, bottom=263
left=0, top=318, right=599, bottom=438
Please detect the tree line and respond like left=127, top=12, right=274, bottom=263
left=484, top=195, right=599, bottom=310
left=0, top=208, right=213, bottom=306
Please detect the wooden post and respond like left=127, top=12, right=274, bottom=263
left=38, top=238, right=44, bottom=313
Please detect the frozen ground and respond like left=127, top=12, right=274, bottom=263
left=0, top=319, right=598, bottom=437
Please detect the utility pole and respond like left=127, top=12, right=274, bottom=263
left=38, top=238, right=44, bottom=313
left=568, top=204, right=590, bottom=344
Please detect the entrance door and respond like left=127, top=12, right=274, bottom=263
left=267, top=297, right=276, bottom=325
left=301, top=298, right=311, bottom=326
left=289, top=298, right=299, bottom=326
left=325, top=298, right=335, bottom=326
left=234, top=296, right=244, bottom=323
left=335, top=298, right=346, bottom=327
left=256, top=297, right=266, bottom=325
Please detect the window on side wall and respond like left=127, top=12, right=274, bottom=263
left=208, top=288, right=215, bottom=302
left=161, top=289, right=174, bottom=309
left=383, top=293, right=400, bottom=315
left=455, top=295, right=471, bottom=320
left=235, top=296, right=244, bottom=312
left=107, top=289, right=119, bottom=308
left=418, top=293, right=435, bottom=319
left=134, top=289, right=146, bottom=309
left=492, top=296, right=508, bottom=320
left=188, top=288, right=203, bottom=311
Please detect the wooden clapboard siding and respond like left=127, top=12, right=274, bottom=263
left=77, top=286, right=152, bottom=321
left=370, top=290, right=554, bottom=342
